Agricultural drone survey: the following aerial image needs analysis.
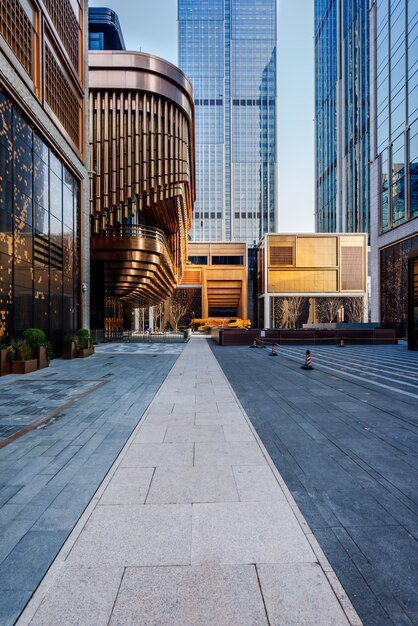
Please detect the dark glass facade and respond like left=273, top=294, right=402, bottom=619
left=370, top=0, right=418, bottom=338
left=178, top=0, right=277, bottom=244
left=88, top=7, right=126, bottom=51
left=0, top=90, right=80, bottom=344
left=315, top=0, right=370, bottom=235
left=375, top=0, right=418, bottom=233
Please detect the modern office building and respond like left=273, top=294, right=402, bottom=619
left=180, top=242, right=248, bottom=319
left=315, top=0, right=370, bottom=235
left=369, top=0, right=418, bottom=345
left=0, top=0, right=89, bottom=346
left=88, top=50, right=195, bottom=334
left=257, top=233, right=367, bottom=328
left=178, top=0, right=278, bottom=244
left=88, top=7, right=126, bottom=51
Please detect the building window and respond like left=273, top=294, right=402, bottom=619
left=211, top=256, right=244, bottom=265
left=270, top=246, right=293, bottom=266
left=188, top=255, right=207, bottom=265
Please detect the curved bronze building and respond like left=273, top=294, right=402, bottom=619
left=88, top=51, right=195, bottom=330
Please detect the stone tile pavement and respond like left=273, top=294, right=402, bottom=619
left=17, top=337, right=361, bottom=626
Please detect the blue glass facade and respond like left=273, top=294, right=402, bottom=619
left=370, top=0, right=418, bottom=334
left=178, top=0, right=277, bottom=243
left=374, top=0, right=418, bottom=232
left=315, top=0, right=370, bottom=235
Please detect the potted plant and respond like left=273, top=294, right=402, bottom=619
left=0, top=342, right=11, bottom=376
left=62, top=334, right=77, bottom=359
left=75, top=328, right=94, bottom=358
left=10, top=339, right=38, bottom=374
left=22, top=328, right=51, bottom=369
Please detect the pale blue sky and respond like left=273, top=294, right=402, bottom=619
left=88, top=0, right=315, bottom=232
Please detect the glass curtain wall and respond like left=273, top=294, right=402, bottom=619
left=315, top=0, right=370, bottom=235
left=0, top=90, right=79, bottom=346
left=178, top=0, right=277, bottom=244
left=376, top=0, right=418, bottom=233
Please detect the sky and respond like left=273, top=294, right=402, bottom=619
left=88, top=0, right=315, bottom=233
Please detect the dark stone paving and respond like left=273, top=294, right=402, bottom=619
left=211, top=342, right=418, bottom=626
left=0, top=345, right=181, bottom=626
left=0, top=380, right=100, bottom=441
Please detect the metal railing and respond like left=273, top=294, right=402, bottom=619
left=100, top=225, right=176, bottom=275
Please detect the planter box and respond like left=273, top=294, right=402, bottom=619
left=37, top=346, right=49, bottom=369
left=77, top=346, right=94, bottom=358
left=0, top=349, right=10, bottom=376
left=12, top=359, right=38, bottom=374
left=62, top=341, right=77, bottom=359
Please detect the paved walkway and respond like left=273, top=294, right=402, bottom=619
left=212, top=342, right=418, bottom=626
left=17, top=337, right=360, bottom=625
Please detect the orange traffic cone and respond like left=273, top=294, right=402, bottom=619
left=301, top=349, right=314, bottom=370
left=339, top=338, right=345, bottom=348
left=269, top=343, right=277, bottom=356
left=250, top=338, right=257, bottom=348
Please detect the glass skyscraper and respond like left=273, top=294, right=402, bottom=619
left=315, top=0, right=370, bottom=235
left=178, top=0, right=278, bottom=244
left=370, top=0, right=418, bottom=335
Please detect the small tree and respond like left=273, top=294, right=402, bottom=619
left=317, top=298, right=342, bottom=323
left=287, top=296, right=305, bottom=328
left=152, top=302, right=164, bottom=331
left=346, top=297, right=364, bottom=322
left=137, top=307, right=145, bottom=332
left=169, top=288, right=194, bottom=331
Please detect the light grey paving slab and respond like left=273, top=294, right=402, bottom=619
left=120, top=443, right=194, bottom=468
left=164, top=424, right=225, bottom=443
left=146, top=412, right=195, bottom=426
left=191, top=501, right=316, bottom=565
left=27, top=566, right=124, bottom=626
left=257, top=563, right=350, bottom=625
left=99, top=468, right=155, bottom=505
left=233, top=466, right=287, bottom=502
left=223, top=424, right=254, bottom=442
left=195, top=411, right=243, bottom=425
left=132, top=424, right=167, bottom=443
left=67, top=504, right=192, bottom=567
left=109, top=564, right=268, bottom=626
left=146, top=466, right=239, bottom=504
left=194, top=441, right=266, bottom=466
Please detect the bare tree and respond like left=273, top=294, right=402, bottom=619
left=152, top=302, right=164, bottom=331
left=169, top=288, right=194, bottom=331
left=317, top=298, right=342, bottom=323
left=287, top=296, right=305, bottom=328
left=273, top=298, right=288, bottom=328
left=346, top=297, right=364, bottom=323
left=138, top=307, right=145, bottom=332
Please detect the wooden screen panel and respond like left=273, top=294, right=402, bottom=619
left=43, top=0, right=79, bottom=71
left=270, top=246, right=293, bottom=266
left=45, top=45, right=80, bottom=147
left=0, top=0, right=33, bottom=77
left=341, top=246, right=363, bottom=290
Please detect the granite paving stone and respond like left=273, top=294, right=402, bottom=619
left=66, top=504, right=192, bottom=567
left=257, top=562, right=351, bottom=625
left=145, top=466, right=239, bottom=504
left=191, top=501, right=316, bottom=565
left=99, top=467, right=155, bottom=505
left=194, top=441, right=266, bottom=466
left=232, top=465, right=287, bottom=502
left=109, top=564, right=268, bottom=626
left=163, top=424, right=225, bottom=443
left=26, top=567, right=124, bottom=626
left=120, top=442, right=194, bottom=467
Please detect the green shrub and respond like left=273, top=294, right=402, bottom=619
left=22, top=328, right=46, bottom=348
left=10, top=339, right=33, bottom=361
left=75, top=328, right=91, bottom=349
